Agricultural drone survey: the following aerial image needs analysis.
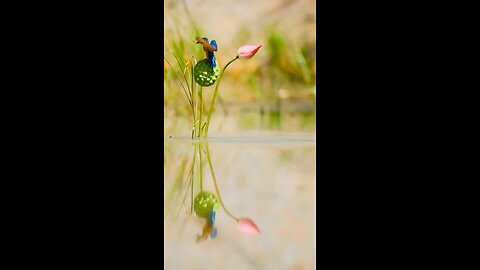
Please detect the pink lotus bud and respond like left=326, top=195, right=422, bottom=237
left=237, top=218, right=261, bottom=234
left=237, top=45, right=262, bottom=59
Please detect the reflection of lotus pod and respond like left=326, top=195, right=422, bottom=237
left=194, top=191, right=219, bottom=218
left=194, top=59, right=220, bottom=87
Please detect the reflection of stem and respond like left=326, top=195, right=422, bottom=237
left=191, top=142, right=197, bottom=194
left=174, top=159, right=191, bottom=220
left=190, top=166, right=194, bottom=213
left=189, top=144, right=196, bottom=214
left=204, top=56, right=239, bottom=138
left=205, top=143, right=239, bottom=222
left=198, top=142, right=203, bottom=192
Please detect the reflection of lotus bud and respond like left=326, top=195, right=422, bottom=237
left=237, top=218, right=261, bottom=234
left=194, top=191, right=219, bottom=218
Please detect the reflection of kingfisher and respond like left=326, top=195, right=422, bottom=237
left=196, top=37, right=218, bottom=68
left=196, top=211, right=218, bottom=242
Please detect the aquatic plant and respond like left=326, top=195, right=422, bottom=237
left=194, top=191, right=219, bottom=242
left=164, top=2, right=316, bottom=127
left=183, top=142, right=261, bottom=242
left=203, top=142, right=260, bottom=237
left=165, top=37, right=261, bottom=139
left=201, top=43, right=262, bottom=138
left=164, top=51, right=202, bottom=139
left=237, top=45, right=263, bottom=59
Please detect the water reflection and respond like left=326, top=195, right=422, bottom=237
left=164, top=135, right=316, bottom=269
left=165, top=141, right=260, bottom=243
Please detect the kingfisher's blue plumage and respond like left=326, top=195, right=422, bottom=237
left=209, top=211, right=216, bottom=225
left=208, top=211, right=217, bottom=239
left=210, top=227, right=218, bottom=239
left=196, top=37, right=218, bottom=68
left=210, top=40, right=218, bottom=51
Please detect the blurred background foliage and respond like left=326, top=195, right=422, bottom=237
left=164, top=0, right=316, bottom=129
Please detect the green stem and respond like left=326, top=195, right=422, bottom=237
left=205, top=143, right=239, bottom=221
left=204, top=55, right=239, bottom=138
left=217, top=94, right=228, bottom=116
left=196, top=82, right=200, bottom=139
left=199, top=87, right=203, bottom=137
left=191, top=61, right=195, bottom=139
left=192, top=77, right=197, bottom=139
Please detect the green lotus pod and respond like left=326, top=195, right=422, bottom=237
left=193, top=59, right=220, bottom=87
left=194, top=191, right=219, bottom=218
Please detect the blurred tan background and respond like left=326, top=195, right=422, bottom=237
left=164, top=0, right=316, bottom=54
left=164, top=140, right=316, bottom=269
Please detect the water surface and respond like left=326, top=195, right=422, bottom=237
left=164, top=125, right=316, bottom=269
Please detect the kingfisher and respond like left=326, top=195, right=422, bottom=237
left=196, top=211, right=218, bottom=242
left=208, top=211, right=218, bottom=239
left=196, top=37, right=218, bottom=68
